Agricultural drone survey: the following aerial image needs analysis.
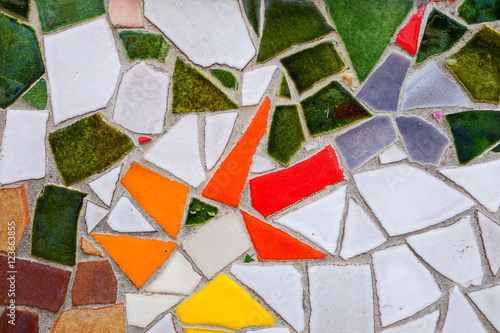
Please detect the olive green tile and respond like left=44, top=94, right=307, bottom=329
left=324, top=0, right=412, bottom=82
left=184, top=198, right=219, bottom=226
left=446, top=25, right=500, bottom=104
left=31, top=185, right=87, bottom=266
left=300, top=81, right=372, bottom=137
left=48, top=113, right=135, bottom=186
left=172, top=57, right=238, bottom=113
left=267, top=105, right=305, bottom=166
left=459, top=0, right=500, bottom=24
left=0, top=0, right=30, bottom=19
left=209, top=69, right=238, bottom=90
left=280, top=41, right=346, bottom=94
left=22, top=78, right=47, bottom=109
left=118, top=30, right=170, bottom=61
left=242, top=0, right=260, bottom=36
left=0, top=12, right=44, bottom=108
left=244, top=254, right=255, bottom=263
left=257, top=0, right=333, bottom=63
left=416, top=9, right=468, bottom=64
left=277, top=73, right=291, bottom=99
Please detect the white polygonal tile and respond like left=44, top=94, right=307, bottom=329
left=442, top=286, right=487, bottom=333
left=107, top=196, right=156, bottom=232
left=242, top=66, right=278, bottom=106
left=84, top=201, right=109, bottom=233
left=379, top=145, right=407, bottom=164
left=477, top=212, right=500, bottom=275
left=145, top=313, right=178, bottom=333
left=381, top=311, right=439, bottom=333
left=126, top=294, right=182, bottom=328
left=468, top=284, right=500, bottom=331
left=250, top=155, right=276, bottom=174
left=88, top=165, right=122, bottom=207
left=205, top=112, right=238, bottom=170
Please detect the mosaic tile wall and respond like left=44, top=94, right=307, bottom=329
left=0, top=0, right=500, bottom=332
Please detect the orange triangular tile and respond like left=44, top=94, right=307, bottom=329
left=91, top=234, right=177, bottom=288
left=202, top=97, right=271, bottom=207
left=121, top=162, right=189, bottom=239
left=240, top=210, right=327, bottom=260
left=80, top=236, right=104, bottom=257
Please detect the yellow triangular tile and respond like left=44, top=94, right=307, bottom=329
left=183, top=329, right=234, bottom=333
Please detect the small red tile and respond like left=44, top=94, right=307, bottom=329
left=138, top=137, right=152, bottom=144
left=396, top=4, right=427, bottom=56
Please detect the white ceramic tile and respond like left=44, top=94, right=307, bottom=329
left=242, top=65, right=278, bottom=106
left=205, top=112, right=238, bottom=170
left=0, top=110, right=48, bottom=185
left=107, top=196, right=155, bottom=232
left=145, top=313, right=177, bottom=333
left=246, top=329, right=290, bottom=333
left=442, top=286, right=487, bottom=333
left=146, top=252, right=202, bottom=295
left=372, top=245, right=441, bottom=326
left=305, top=142, right=319, bottom=152
left=407, top=216, right=483, bottom=287
left=339, top=198, right=387, bottom=260
left=477, top=212, right=500, bottom=275
left=468, top=285, right=500, bottom=331
left=275, top=185, right=346, bottom=254
left=440, top=159, right=500, bottom=212
left=381, top=311, right=439, bottom=333
left=250, top=155, right=276, bottom=174
left=113, top=62, right=169, bottom=134
left=379, top=145, right=407, bottom=164
left=84, top=201, right=109, bottom=233
left=353, top=165, right=475, bottom=236
left=88, top=165, right=122, bottom=207
left=44, top=17, right=121, bottom=124
left=231, top=263, right=304, bottom=332
left=126, top=294, right=182, bottom=328
left=144, top=0, right=255, bottom=69
left=145, top=115, right=206, bottom=188
left=308, top=264, right=374, bottom=333
left=183, top=213, right=251, bottom=279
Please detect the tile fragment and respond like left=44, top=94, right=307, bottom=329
left=88, top=165, right=122, bottom=207
left=22, top=78, right=47, bottom=109
left=210, top=69, right=238, bottom=90
left=340, top=73, right=353, bottom=89
left=251, top=155, right=276, bottom=174
left=107, top=196, right=156, bottom=232
left=84, top=201, right=108, bottom=233
left=80, top=236, right=104, bottom=257
left=51, top=303, right=126, bottom=333
left=459, top=0, right=500, bottom=23
left=477, top=212, right=500, bottom=275
left=34, top=0, right=105, bottom=32
left=244, top=254, right=255, bottom=263
left=0, top=184, right=30, bottom=253
left=246, top=329, right=289, bottom=333
left=118, top=30, right=169, bottom=61
left=0, top=308, right=38, bottom=332
left=183, top=213, right=251, bottom=279
left=146, top=313, right=178, bottom=333
left=441, top=286, right=487, bottom=333
left=433, top=110, right=443, bottom=121
left=139, top=137, right=152, bottom=144
left=381, top=311, right=439, bottom=333
left=396, top=3, right=427, bottom=56
left=126, top=294, right=182, bottom=328
left=184, top=329, right=233, bottom=333
left=468, top=285, right=500, bottom=330
left=243, top=0, right=260, bottom=36
left=108, top=0, right=143, bottom=27
left=378, top=145, right=407, bottom=164
left=276, top=73, right=291, bottom=98
left=184, top=197, right=219, bottom=226
left=175, top=273, right=275, bottom=330
left=204, top=112, right=238, bottom=171
left=0, top=110, right=48, bottom=185
left=72, top=260, right=117, bottom=306
left=242, top=65, right=277, bottom=106
left=250, top=145, right=344, bottom=217
left=0, top=0, right=29, bottom=19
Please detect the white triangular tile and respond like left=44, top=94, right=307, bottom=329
left=107, top=196, right=156, bottom=232
left=205, top=112, right=238, bottom=170
left=442, top=286, right=487, bottom=333
left=477, top=212, right=500, bottom=275
left=468, top=285, right=500, bottom=331
left=242, top=65, right=278, bottom=106
left=88, top=165, right=122, bottom=207
left=84, top=201, right=109, bottom=233
left=125, top=294, right=182, bottom=328
left=145, top=313, right=178, bottom=333
left=251, top=155, right=276, bottom=174
left=381, top=311, right=439, bottom=333
left=379, top=145, right=407, bottom=164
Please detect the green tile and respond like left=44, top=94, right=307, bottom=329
left=300, top=81, right=372, bottom=137
left=48, top=113, right=135, bottom=186
left=459, top=0, right=500, bottom=24
left=118, top=30, right=170, bottom=61
left=35, top=0, right=105, bottom=33
left=209, top=69, right=238, bottom=90
left=416, top=9, right=468, bottom=64
left=277, top=73, right=291, bottom=99
left=492, top=142, right=500, bottom=152
left=445, top=110, right=500, bottom=164
left=244, top=254, right=255, bottom=263
left=446, top=25, right=500, bottom=104
left=242, top=0, right=260, bottom=36
left=0, top=0, right=30, bottom=19
left=184, top=198, right=219, bottom=226
left=257, top=0, right=333, bottom=63
left=31, top=185, right=86, bottom=266
left=0, top=12, right=44, bottom=108
left=280, top=41, right=346, bottom=94
left=172, top=57, right=238, bottom=113
left=267, top=105, right=305, bottom=166
left=324, top=0, right=412, bottom=83
left=22, top=78, right=47, bottom=109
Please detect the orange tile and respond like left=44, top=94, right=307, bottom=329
left=51, top=303, right=126, bottom=333
left=0, top=183, right=31, bottom=253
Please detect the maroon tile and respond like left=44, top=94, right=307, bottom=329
left=0, top=308, right=39, bottom=333
left=72, top=260, right=117, bottom=306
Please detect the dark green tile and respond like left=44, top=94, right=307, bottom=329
left=209, top=69, right=238, bottom=90
left=118, top=30, right=170, bottom=61
left=184, top=198, right=219, bottom=226
left=492, top=142, right=500, bottom=152
left=257, top=0, right=333, bottom=63
left=277, top=73, right=291, bottom=99
left=0, top=0, right=30, bottom=19
left=31, top=185, right=86, bottom=266
left=242, top=0, right=260, bottom=36
left=0, top=12, right=44, bottom=108
left=22, top=78, right=47, bottom=109
left=445, top=110, right=500, bottom=164
left=416, top=9, right=468, bottom=64
left=324, top=0, right=412, bottom=82
left=48, top=113, right=135, bottom=186
left=446, top=25, right=500, bottom=104
left=459, top=0, right=500, bottom=24
left=267, top=105, right=305, bottom=166
left=280, top=41, right=346, bottom=94
left=172, top=57, right=238, bottom=113
left=35, top=0, right=105, bottom=33
left=300, top=81, right=372, bottom=137
left=244, top=254, right=255, bottom=263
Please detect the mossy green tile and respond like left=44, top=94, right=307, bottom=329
left=172, top=57, right=238, bottom=113
left=416, top=9, right=468, bottom=64
left=48, top=113, right=135, bottom=186
left=280, top=41, right=346, bottom=94
left=244, top=254, right=255, bottom=263
left=242, top=0, right=260, bottom=36
left=459, top=0, right=500, bottom=24
left=209, top=69, right=238, bottom=90
left=0, top=12, right=44, bottom=108
left=118, top=30, right=170, bottom=61
left=31, top=185, right=87, bottom=266
left=184, top=198, right=219, bottom=226
left=257, top=0, right=334, bottom=63
left=324, top=0, right=412, bottom=83
left=446, top=25, right=500, bottom=104
left=277, top=73, right=291, bottom=99
left=22, top=78, right=47, bottom=109
left=267, top=105, right=305, bottom=166
left=445, top=110, right=500, bottom=164
left=35, top=0, right=105, bottom=33
left=0, top=0, right=30, bottom=19
left=300, top=81, right=372, bottom=137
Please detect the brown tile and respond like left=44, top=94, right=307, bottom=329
left=0, top=184, right=31, bottom=253
left=51, top=303, right=126, bottom=333
left=0, top=308, right=39, bottom=333
left=80, top=236, right=103, bottom=257
left=72, top=260, right=117, bottom=306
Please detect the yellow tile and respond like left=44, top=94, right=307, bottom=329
left=183, top=329, right=234, bottom=333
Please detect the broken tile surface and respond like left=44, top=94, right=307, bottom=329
left=184, top=197, right=219, bottom=226
left=80, top=236, right=104, bottom=257
left=441, top=286, right=487, bottom=333
left=88, top=165, right=122, bottom=207
left=51, top=303, right=126, bottom=333
left=22, top=78, right=48, bottom=109
left=242, top=65, right=277, bottom=106
left=477, top=212, right=500, bottom=275
left=378, top=145, right=407, bottom=164
left=0, top=184, right=31, bottom=253
left=126, top=294, right=182, bottom=328
left=433, top=110, right=443, bottom=122
left=146, top=313, right=177, bottom=333
left=277, top=73, right=291, bottom=99
left=396, top=3, right=427, bottom=56
left=0, top=0, right=29, bottom=19
left=34, top=0, right=105, bottom=32
left=84, top=201, right=109, bottom=233
left=204, top=112, right=238, bottom=171
left=0, top=308, right=39, bottom=333
left=459, top=0, right=500, bottom=23
left=251, top=155, right=276, bottom=173
left=468, top=285, right=500, bottom=331
left=107, top=196, right=156, bottom=232
left=72, top=260, right=117, bottom=306
left=242, top=0, right=260, bottom=36
left=108, top=0, right=143, bottom=27
left=341, top=73, right=353, bottom=89
left=210, top=69, right=238, bottom=90
left=381, top=311, right=439, bottom=333
left=118, top=30, right=169, bottom=61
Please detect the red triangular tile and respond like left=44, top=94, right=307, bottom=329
left=396, top=3, right=427, bottom=56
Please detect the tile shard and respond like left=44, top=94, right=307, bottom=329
left=242, top=0, right=260, bottom=36
left=0, top=308, right=39, bottom=333
left=88, top=165, right=122, bottom=207
left=84, top=201, right=109, bottom=233
left=204, top=112, right=238, bottom=171
left=210, top=69, right=238, bottom=90
left=277, top=73, right=291, bottom=98
left=242, top=65, right=277, bottom=106
left=22, top=78, right=48, bottom=109
left=468, top=285, right=500, bottom=331
left=459, top=0, right=500, bottom=24
left=396, top=3, right=427, bottom=56
left=118, top=30, right=169, bottom=61
left=72, top=260, right=117, bottom=306
left=441, top=286, right=487, bottom=333
left=145, top=313, right=178, bottom=333
left=80, top=236, right=104, bottom=257
left=51, top=303, right=126, bottom=333
left=477, top=212, right=500, bottom=275
left=381, top=311, right=439, bottom=333
left=184, top=197, right=219, bottom=226
left=0, top=0, right=30, bottom=19
left=108, top=0, right=143, bottom=28
left=107, top=196, right=156, bottom=232
left=251, top=155, right=276, bottom=173
left=378, top=145, right=407, bottom=164
left=0, top=183, right=31, bottom=253
left=126, top=294, right=183, bottom=328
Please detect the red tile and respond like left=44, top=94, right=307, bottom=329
left=396, top=4, right=427, bottom=56
left=0, top=308, right=39, bottom=333
left=138, top=137, right=152, bottom=144
left=72, top=260, right=117, bottom=306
